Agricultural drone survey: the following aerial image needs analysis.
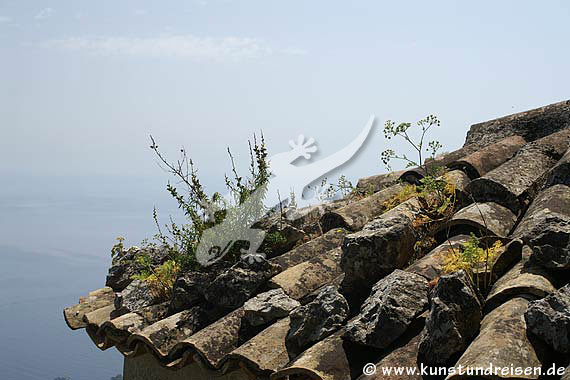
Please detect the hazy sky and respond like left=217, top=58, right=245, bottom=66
left=2, top=5, right=569, bottom=378
left=2, top=0, right=570, bottom=193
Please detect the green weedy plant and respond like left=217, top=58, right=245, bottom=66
left=443, top=233, right=503, bottom=292
left=131, top=255, right=180, bottom=300
left=111, top=236, right=126, bottom=259
left=383, top=183, right=418, bottom=211
left=147, top=134, right=271, bottom=273
left=288, top=189, right=298, bottom=209
left=115, top=133, right=272, bottom=299
left=381, top=115, right=442, bottom=176
left=260, top=230, right=289, bottom=254
left=380, top=115, right=457, bottom=260
left=328, top=175, right=355, bottom=198
left=309, top=175, right=355, bottom=201
left=380, top=115, right=453, bottom=213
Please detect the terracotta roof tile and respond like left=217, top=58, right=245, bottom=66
left=437, top=202, right=517, bottom=238
left=545, top=147, right=570, bottom=187
left=222, top=317, right=291, bottom=375
left=63, top=287, right=114, bottom=330
left=171, top=307, right=246, bottom=369
left=270, top=228, right=347, bottom=270
left=448, top=135, right=526, bottom=179
left=485, top=246, right=556, bottom=313
left=271, top=330, right=350, bottom=380
left=269, top=247, right=343, bottom=300
left=320, top=183, right=405, bottom=232
left=448, top=297, right=545, bottom=380
left=466, top=129, right=570, bottom=214
left=465, top=100, right=570, bottom=148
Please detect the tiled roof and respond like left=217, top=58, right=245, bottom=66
left=64, top=100, right=570, bottom=380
